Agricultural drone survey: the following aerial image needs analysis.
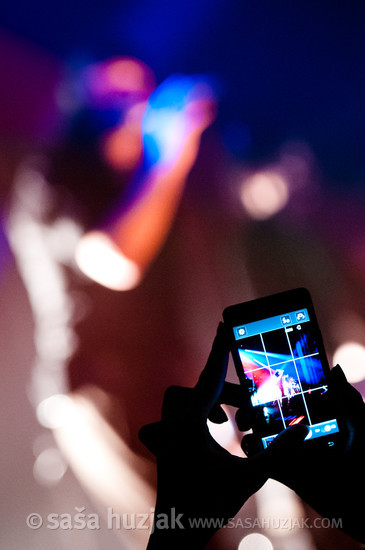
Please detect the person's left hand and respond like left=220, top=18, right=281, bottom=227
left=140, top=323, right=306, bottom=549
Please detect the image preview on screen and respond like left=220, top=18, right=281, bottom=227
left=233, top=309, right=339, bottom=448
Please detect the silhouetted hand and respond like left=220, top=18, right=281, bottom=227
left=140, top=323, right=306, bottom=549
left=242, top=365, right=365, bottom=543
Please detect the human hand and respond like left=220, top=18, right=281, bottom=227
left=242, top=365, right=365, bottom=543
left=141, top=74, right=216, bottom=170
left=139, top=323, right=305, bottom=549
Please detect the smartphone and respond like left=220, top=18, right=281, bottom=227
left=223, top=288, right=341, bottom=449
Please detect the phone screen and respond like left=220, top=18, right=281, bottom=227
left=232, top=306, right=339, bottom=448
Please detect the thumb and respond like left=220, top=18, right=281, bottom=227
left=242, top=425, right=309, bottom=478
left=269, top=424, right=309, bottom=451
left=242, top=424, right=309, bottom=457
left=264, top=424, right=309, bottom=477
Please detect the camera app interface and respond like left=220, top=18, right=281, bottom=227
left=233, top=308, right=339, bottom=448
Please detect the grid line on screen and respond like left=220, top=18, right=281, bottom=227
left=284, top=328, right=313, bottom=426
left=259, top=332, right=287, bottom=427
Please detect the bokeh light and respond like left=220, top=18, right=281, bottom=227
left=36, top=394, right=75, bottom=429
left=75, top=231, right=141, bottom=291
left=332, top=342, right=365, bottom=384
left=33, top=447, right=67, bottom=486
left=240, top=171, right=289, bottom=220
left=255, top=479, right=304, bottom=538
left=238, top=533, right=274, bottom=550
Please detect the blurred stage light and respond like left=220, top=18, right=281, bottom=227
left=54, top=391, right=155, bottom=535
left=35, top=325, right=77, bottom=362
left=46, top=217, right=82, bottom=262
left=33, top=447, right=67, bottom=486
left=104, top=58, right=153, bottom=95
left=36, top=394, right=75, bottom=429
left=255, top=479, right=304, bottom=538
left=240, top=170, right=289, bottom=220
left=8, top=158, right=153, bottom=540
left=8, top=161, right=78, bottom=405
left=75, top=231, right=141, bottom=291
left=238, top=533, right=273, bottom=550
left=33, top=432, right=55, bottom=457
left=333, top=342, right=365, bottom=384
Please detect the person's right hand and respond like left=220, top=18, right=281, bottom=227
left=242, top=365, right=365, bottom=543
left=141, top=74, right=216, bottom=170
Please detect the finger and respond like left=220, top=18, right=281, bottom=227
left=329, top=365, right=365, bottom=421
left=241, top=433, right=263, bottom=456
left=242, top=425, right=309, bottom=477
left=218, top=382, right=245, bottom=408
left=208, top=403, right=228, bottom=424
left=194, top=322, right=230, bottom=412
left=161, top=386, right=194, bottom=422
left=218, top=381, right=254, bottom=430
left=263, top=425, right=309, bottom=478
left=241, top=426, right=309, bottom=460
left=139, top=421, right=165, bottom=456
left=236, top=407, right=254, bottom=432
left=268, top=424, right=309, bottom=453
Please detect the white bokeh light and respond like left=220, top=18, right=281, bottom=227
left=36, top=394, right=75, bottom=429
left=238, top=533, right=274, bottom=550
left=33, top=447, right=67, bottom=486
left=333, top=342, right=365, bottom=384
left=240, top=171, right=289, bottom=220
left=75, top=231, right=141, bottom=291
